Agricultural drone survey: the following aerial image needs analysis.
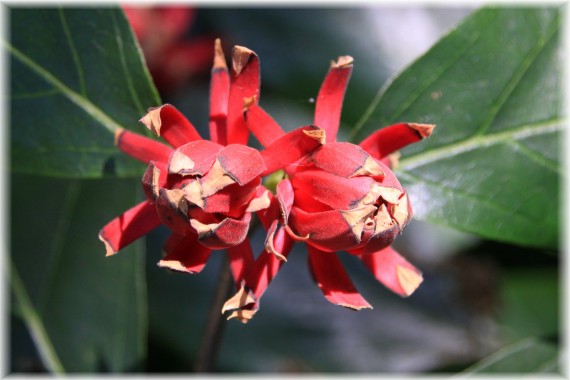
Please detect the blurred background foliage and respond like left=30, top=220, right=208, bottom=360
left=7, top=4, right=564, bottom=375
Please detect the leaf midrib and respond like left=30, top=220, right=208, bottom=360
left=3, top=40, right=123, bottom=135
left=398, top=118, right=563, bottom=171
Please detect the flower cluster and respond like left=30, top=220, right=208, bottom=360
left=99, top=39, right=435, bottom=322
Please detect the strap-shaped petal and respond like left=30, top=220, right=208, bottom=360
left=226, top=46, right=260, bottom=145
left=359, top=123, right=435, bottom=160
left=140, top=104, right=202, bottom=148
left=307, top=245, right=372, bottom=310
left=99, top=200, right=160, bottom=256
left=314, top=56, right=353, bottom=143
left=261, top=125, right=325, bottom=175
left=359, top=245, right=423, bottom=297
left=209, top=39, right=230, bottom=145
left=227, top=238, right=255, bottom=285
left=244, top=103, right=285, bottom=147
left=158, top=232, right=211, bottom=274
left=115, top=128, right=172, bottom=164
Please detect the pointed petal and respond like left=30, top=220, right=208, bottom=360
left=167, top=140, right=223, bottom=176
left=99, top=200, right=160, bottom=256
left=359, top=123, right=436, bottom=159
left=314, top=56, right=353, bottom=143
left=307, top=245, right=372, bottom=310
left=209, top=38, right=230, bottom=145
left=311, top=142, right=384, bottom=178
left=140, top=104, right=202, bottom=148
left=158, top=232, right=211, bottom=274
left=115, top=128, right=172, bottom=164
left=360, top=245, right=423, bottom=297
left=244, top=103, right=285, bottom=147
left=191, top=212, right=251, bottom=249
left=227, top=239, right=255, bottom=285
left=226, top=46, right=260, bottom=145
left=261, top=125, right=325, bottom=175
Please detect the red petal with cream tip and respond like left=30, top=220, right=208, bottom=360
left=167, top=140, right=223, bottom=176
left=314, top=56, right=353, bottom=143
left=226, top=46, right=260, bottom=145
left=115, top=128, right=172, bottom=164
left=307, top=245, right=372, bottom=310
left=227, top=239, right=255, bottom=285
left=260, top=126, right=325, bottom=175
left=141, top=161, right=168, bottom=202
left=359, top=246, right=423, bottom=297
left=139, top=104, right=202, bottom=148
left=209, top=39, right=230, bottom=145
left=217, top=144, right=266, bottom=185
left=310, top=142, right=383, bottom=179
left=359, top=122, right=435, bottom=159
left=244, top=103, right=285, bottom=147
left=191, top=212, right=252, bottom=249
left=99, top=200, right=161, bottom=256
left=158, top=232, right=211, bottom=274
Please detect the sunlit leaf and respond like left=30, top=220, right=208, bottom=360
left=7, top=7, right=161, bottom=178
left=352, top=7, right=563, bottom=249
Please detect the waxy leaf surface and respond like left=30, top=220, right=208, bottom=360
left=352, top=7, right=563, bottom=249
left=8, top=7, right=161, bottom=178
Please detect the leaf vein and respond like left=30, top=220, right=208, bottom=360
left=59, top=8, right=87, bottom=97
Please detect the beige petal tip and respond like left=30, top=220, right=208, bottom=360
left=222, top=286, right=257, bottom=314
left=157, top=259, right=196, bottom=274
left=114, top=127, right=124, bottom=146
left=302, top=128, right=326, bottom=145
left=99, top=233, right=116, bottom=257
left=213, top=38, right=227, bottom=69
left=397, top=265, right=423, bottom=296
left=227, top=308, right=257, bottom=323
left=332, top=55, right=354, bottom=69
left=232, top=45, right=256, bottom=75
left=140, top=106, right=163, bottom=136
left=243, top=95, right=257, bottom=112
left=408, top=123, right=436, bottom=139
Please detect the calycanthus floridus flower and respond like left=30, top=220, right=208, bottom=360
left=99, top=39, right=321, bottom=280
left=222, top=55, right=435, bottom=322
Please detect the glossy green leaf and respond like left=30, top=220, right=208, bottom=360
left=7, top=7, right=161, bottom=178
left=351, top=7, right=563, bottom=249
left=461, top=338, right=559, bottom=374
left=11, top=174, right=147, bottom=372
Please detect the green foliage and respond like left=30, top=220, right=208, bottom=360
left=352, top=7, right=563, bottom=249
left=8, top=7, right=161, bottom=178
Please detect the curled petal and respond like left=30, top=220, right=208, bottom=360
left=359, top=123, right=436, bottom=160
left=191, top=212, right=251, bottom=249
left=115, top=128, right=172, bottom=164
left=276, top=179, right=294, bottom=224
left=264, top=220, right=287, bottom=261
left=158, top=232, right=211, bottom=274
left=142, top=161, right=168, bottom=202
left=359, top=246, right=423, bottom=297
left=244, top=103, right=285, bottom=147
left=217, top=144, right=266, bottom=185
left=289, top=207, right=359, bottom=252
left=261, top=126, right=325, bottom=175
left=314, top=55, right=353, bottom=143
left=99, top=200, right=160, bottom=256
left=307, top=245, right=372, bottom=310
left=245, top=187, right=271, bottom=213
left=140, top=104, right=202, bottom=148
left=156, top=188, right=191, bottom=235
left=209, top=38, right=230, bottom=145
left=168, top=140, right=223, bottom=176
left=227, top=46, right=260, bottom=145
left=310, top=142, right=384, bottom=178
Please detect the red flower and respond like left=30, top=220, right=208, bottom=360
left=99, top=40, right=321, bottom=282
left=122, top=6, right=215, bottom=94
left=223, top=56, right=435, bottom=322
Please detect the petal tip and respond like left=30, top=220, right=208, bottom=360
left=396, top=265, right=423, bottom=297
left=232, top=45, right=256, bottom=75
left=331, top=55, right=354, bottom=69
left=302, top=127, right=326, bottom=145
left=408, top=123, right=436, bottom=139
left=213, top=38, right=227, bottom=69
left=99, top=232, right=116, bottom=257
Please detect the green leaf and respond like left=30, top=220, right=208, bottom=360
left=11, top=174, right=147, bottom=372
left=7, top=7, right=161, bottom=178
left=461, top=338, right=559, bottom=374
left=351, top=7, right=563, bottom=249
